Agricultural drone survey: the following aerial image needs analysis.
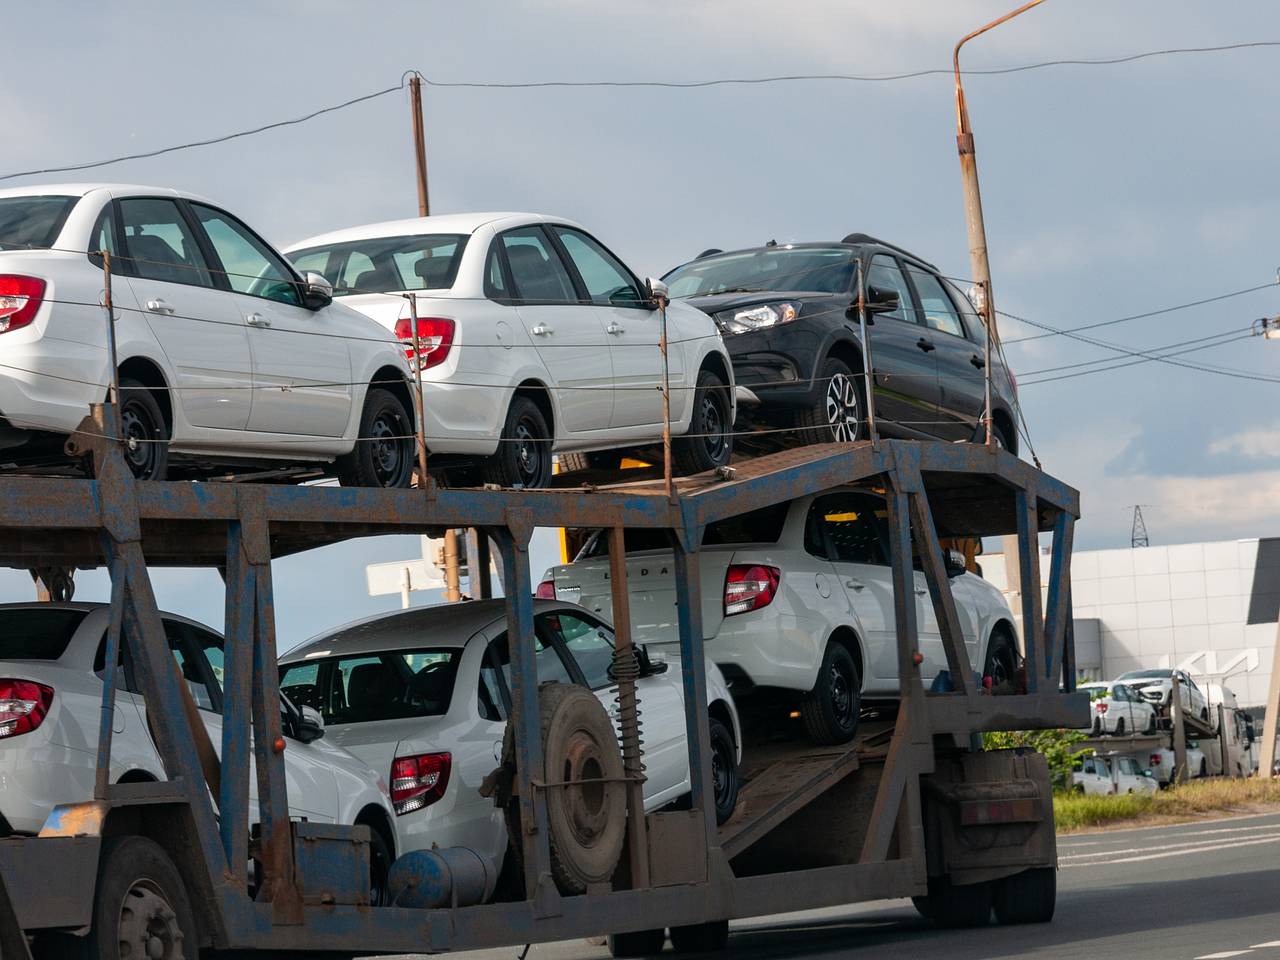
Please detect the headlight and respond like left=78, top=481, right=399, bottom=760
left=714, top=301, right=800, bottom=335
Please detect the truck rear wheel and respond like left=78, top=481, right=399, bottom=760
left=669, top=919, right=730, bottom=952
left=912, top=876, right=992, bottom=928
left=608, top=928, right=666, bottom=957
left=991, top=867, right=1056, bottom=924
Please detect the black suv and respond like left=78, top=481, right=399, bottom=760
left=663, top=234, right=1019, bottom=452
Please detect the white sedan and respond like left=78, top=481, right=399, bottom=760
left=0, top=184, right=416, bottom=485
left=1079, top=681, right=1159, bottom=736
left=278, top=599, right=742, bottom=884
left=543, top=487, right=1021, bottom=745
left=285, top=213, right=737, bottom=488
left=1072, top=755, right=1158, bottom=796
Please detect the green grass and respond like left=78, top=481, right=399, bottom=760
left=1055, top=777, right=1280, bottom=833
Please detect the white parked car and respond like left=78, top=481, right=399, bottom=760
left=278, top=599, right=742, bottom=883
left=0, top=184, right=416, bottom=485
left=1147, top=744, right=1209, bottom=785
left=1071, top=755, right=1158, bottom=796
left=1116, top=668, right=1210, bottom=726
left=541, top=487, right=1021, bottom=745
left=1079, top=681, right=1159, bottom=736
left=285, top=214, right=737, bottom=488
left=0, top=603, right=398, bottom=899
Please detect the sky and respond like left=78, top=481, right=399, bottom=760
left=2, top=0, right=1279, bottom=642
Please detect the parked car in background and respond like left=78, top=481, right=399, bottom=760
left=286, top=214, right=737, bottom=488
left=0, top=184, right=417, bottom=485
left=1147, top=743, right=1208, bottom=785
left=1079, top=681, right=1159, bottom=736
left=541, top=487, right=1021, bottom=746
left=1115, top=668, right=1210, bottom=725
left=661, top=235, right=1018, bottom=452
left=1072, top=755, right=1158, bottom=796
left=279, top=599, right=742, bottom=888
left=0, top=603, right=397, bottom=901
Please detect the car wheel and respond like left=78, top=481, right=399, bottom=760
left=608, top=928, right=666, bottom=957
left=1199, top=759, right=1208, bottom=778
left=792, top=356, right=864, bottom=445
left=1145, top=711, right=1157, bottom=734
left=1091, top=717, right=1101, bottom=736
left=673, top=368, right=732, bottom=475
left=800, top=642, right=861, bottom=745
left=991, top=867, right=1055, bottom=924
left=484, top=395, right=552, bottom=489
left=912, top=876, right=992, bottom=928
left=1115, top=718, right=1125, bottom=736
left=669, top=920, right=730, bottom=953
left=992, top=421, right=1016, bottom=453
left=1201, top=707, right=1210, bottom=723
left=982, top=627, right=1020, bottom=693
left=709, top=716, right=739, bottom=825
left=118, top=377, right=170, bottom=481
left=366, top=824, right=392, bottom=907
left=557, top=450, right=624, bottom=473
left=337, top=387, right=415, bottom=488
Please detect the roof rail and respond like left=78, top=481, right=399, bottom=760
left=841, top=233, right=939, bottom=271
left=695, top=248, right=723, bottom=260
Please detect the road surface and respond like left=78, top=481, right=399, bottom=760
left=406, top=811, right=1280, bottom=960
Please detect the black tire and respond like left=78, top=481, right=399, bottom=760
left=1091, top=717, right=1102, bottom=736
left=484, top=395, right=553, bottom=489
left=673, top=369, right=732, bottom=475
left=1115, top=717, right=1126, bottom=736
left=49, top=835, right=198, bottom=959
left=118, top=377, right=169, bottom=481
left=1201, top=707, right=1210, bottom=723
left=982, top=627, right=1020, bottom=693
left=558, top=450, right=624, bottom=473
left=912, top=876, right=992, bottom=928
left=365, top=823, right=392, bottom=907
left=669, top=919, right=730, bottom=953
left=709, top=717, right=739, bottom=826
left=993, top=421, right=1017, bottom=454
left=991, top=867, right=1056, bottom=924
left=1199, top=759, right=1208, bottom=778
left=337, top=387, right=415, bottom=488
left=791, top=356, right=864, bottom=445
left=800, top=642, right=861, bottom=745
left=608, top=928, right=666, bottom=957
left=1145, top=711, right=1157, bottom=734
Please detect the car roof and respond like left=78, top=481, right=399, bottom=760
left=284, top=212, right=584, bottom=252
left=670, top=239, right=939, bottom=273
left=0, top=183, right=215, bottom=204
left=0, top=600, right=217, bottom=632
left=281, top=598, right=594, bottom=661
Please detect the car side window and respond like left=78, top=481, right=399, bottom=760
left=909, top=268, right=966, bottom=338
left=489, top=629, right=574, bottom=687
left=164, top=621, right=217, bottom=712
left=190, top=204, right=301, bottom=306
left=484, top=242, right=511, bottom=302
left=118, top=198, right=214, bottom=288
left=552, top=227, right=643, bottom=306
left=805, top=493, right=888, bottom=565
left=865, top=255, right=916, bottom=324
left=478, top=644, right=508, bottom=722
left=88, top=204, right=119, bottom=267
left=499, top=227, right=577, bottom=304
left=280, top=661, right=323, bottom=712
left=187, top=626, right=226, bottom=710
left=541, top=611, right=616, bottom=689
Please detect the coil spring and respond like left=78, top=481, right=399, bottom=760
left=611, top=644, right=646, bottom=782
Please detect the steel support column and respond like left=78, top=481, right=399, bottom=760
left=672, top=525, right=717, bottom=848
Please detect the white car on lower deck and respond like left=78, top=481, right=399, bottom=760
left=1071, top=755, right=1158, bottom=796
left=284, top=213, right=737, bottom=488
left=542, top=487, right=1021, bottom=745
left=278, top=599, right=741, bottom=882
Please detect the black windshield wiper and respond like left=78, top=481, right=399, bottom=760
left=701, top=287, right=765, bottom=296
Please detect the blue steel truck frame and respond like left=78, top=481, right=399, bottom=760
left=0, top=406, right=1086, bottom=958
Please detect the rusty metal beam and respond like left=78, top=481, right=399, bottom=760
left=1042, top=509, right=1075, bottom=686
left=672, top=538, right=717, bottom=850
left=1014, top=488, right=1045, bottom=692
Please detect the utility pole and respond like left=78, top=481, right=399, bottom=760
left=1129, top=505, right=1150, bottom=548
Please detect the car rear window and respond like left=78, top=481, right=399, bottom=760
left=0, top=608, right=87, bottom=660
left=578, top=501, right=791, bottom=559
left=287, top=233, right=468, bottom=295
left=279, top=648, right=462, bottom=724
left=0, top=195, right=79, bottom=251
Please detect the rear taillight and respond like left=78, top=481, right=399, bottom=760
left=394, top=316, right=455, bottom=370
left=1150, top=754, right=1162, bottom=767
left=724, top=564, right=780, bottom=616
left=390, top=752, right=451, bottom=815
left=535, top=579, right=556, bottom=599
left=1096, top=702, right=1108, bottom=713
left=0, top=680, right=54, bottom=738
left=0, top=276, right=45, bottom=334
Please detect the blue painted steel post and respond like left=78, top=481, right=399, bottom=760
left=219, top=521, right=254, bottom=875
left=1042, top=509, right=1075, bottom=689
left=672, top=528, right=717, bottom=845
left=1014, top=489, right=1044, bottom=692
left=93, top=566, right=126, bottom=799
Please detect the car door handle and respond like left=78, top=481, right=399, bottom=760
left=845, top=578, right=866, bottom=591
left=914, top=587, right=929, bottom=596
left=247, top=313, right=271, bottom=327
left=145, top=298, right=175, bottom=315
left=970, top=354, right=985, bottom=369
left=915, top=337, right=935, bottom=353
left=531, top=323, right=554, bottom=336
left=606, top=321, right=624, bottom=336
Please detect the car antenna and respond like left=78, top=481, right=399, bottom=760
left=765, top=238, right=777, bottom=247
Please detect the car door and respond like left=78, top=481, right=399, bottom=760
left=495, top=226, right=614, bottom=434
left=189, top=203, right=353, bottom=438
left=548, top=226, right=674, bottom=429
left=862, top=254, right=940, bottom=436
left=116, top=196, right=253, bottom=431
left=907, top=267, right=985, bottom=441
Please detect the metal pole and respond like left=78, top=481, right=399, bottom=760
left=409, top=74, right=430, bottom=217
left=443, top=529, right=462, bottom=603
left=658, top=296, right=673, bottom=499
left=1171, top=674, right=1187, bottom=785
left=101, top=250, right=124, bottom=443
left=855, top=260, right=878, bottom=445
left=1258, top=617, right=1280, bottom=778
left=405, top=293, right=431, bottom=487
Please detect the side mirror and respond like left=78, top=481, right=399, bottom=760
left=645, top=277, right=670, bottom=310
left=636, top=644, right=668, bottom=677
left=296, top=705, right=325, bottom=743
left=1144, top=769, right=1154, bottom=777
left=944, top=549, right=967, bottom=578
left=302, top=271, right=334, bottom=310
left=864, top=284, right=900, bottom=315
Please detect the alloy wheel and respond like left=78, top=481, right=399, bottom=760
left=825, top=373, right=860, bottom=442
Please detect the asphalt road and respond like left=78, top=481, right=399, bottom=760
left=414, top=811, right=1280, bottom=960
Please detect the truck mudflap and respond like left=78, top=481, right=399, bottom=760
left=920, top=748, right=1056, bottom=887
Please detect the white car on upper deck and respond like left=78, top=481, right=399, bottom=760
left=285, top=213, right=736, bottom=488
left=0, top=184, right=416, bottom=485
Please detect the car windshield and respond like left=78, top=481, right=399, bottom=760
left=664, top=246, right=857, bottom=298
left=279, top=647, right=462, bottom=724
left=0, top=608, right=87, bottom=660
left=578, top=501, right=791, bottom=559
left=287, top=233, right=468, bottom=296
left=1118, top=670, right=1171, bottom=680
left=0, top=196, right=79, bottom=251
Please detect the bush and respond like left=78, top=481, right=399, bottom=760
left=984, top=728, right=1088, bottom=787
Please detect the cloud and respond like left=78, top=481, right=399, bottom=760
left=1209, top=427, right=1280, bottom=460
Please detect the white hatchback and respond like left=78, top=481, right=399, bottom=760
left=285, top=214, right=737, bottom=488
left=278, top=599, right=742, bottom=884
left=0, top=184, right=416, bottom=485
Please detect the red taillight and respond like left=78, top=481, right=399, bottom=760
left=394, top=316, right=455, bottom=370
left=390, top=752, right=451, bottom=815
left=1150, top=754, right=1162, bottom=766
left=535, top=579, right=556, bottom=600
left=0, top=276, right=45, bottom=333
left=724, top=564, right=781, bottom=616
left=1096, top=702, right=1108, bottom=713
left=0, top=680, right=53, bottom=738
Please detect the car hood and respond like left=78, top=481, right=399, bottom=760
left=679, top=291, right=837, bottom=316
